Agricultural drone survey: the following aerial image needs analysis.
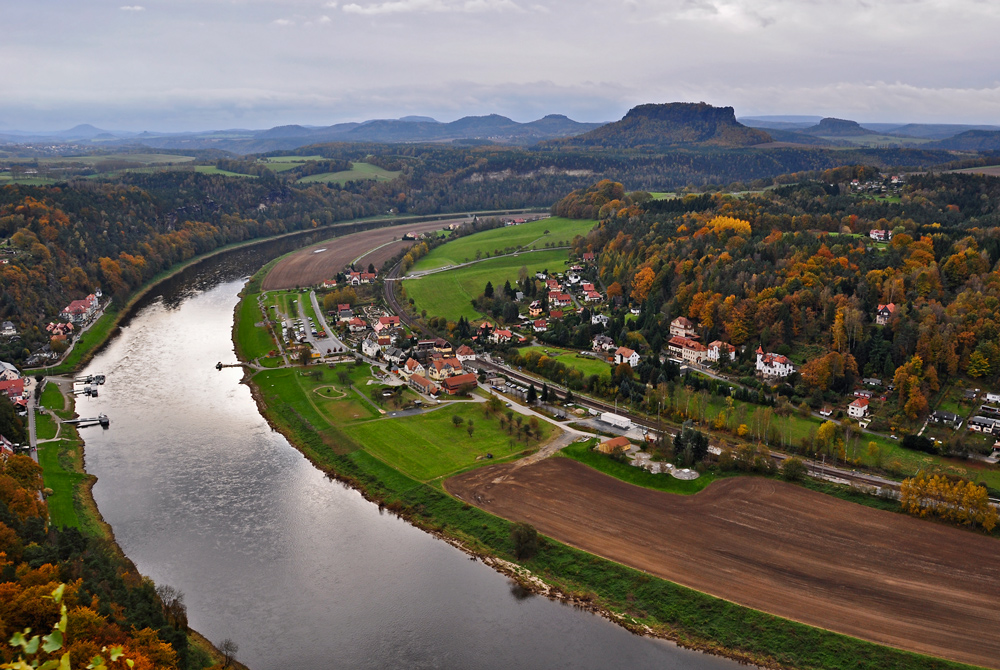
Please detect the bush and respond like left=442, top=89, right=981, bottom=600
left=781, top=456, right=807, bottom=481
left=901, top=433, right=938, bottom=454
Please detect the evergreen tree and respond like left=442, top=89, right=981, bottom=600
left=541, top=383, right=550, bottom=402
left=484, top=281, right=494, bottom=298
left=527, top=385, right=537, bottom=403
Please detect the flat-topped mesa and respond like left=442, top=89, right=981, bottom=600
left=553, top=101, right=772, bottom=149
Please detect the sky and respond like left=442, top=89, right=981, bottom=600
left=2, top=0, right=1000, bottom=131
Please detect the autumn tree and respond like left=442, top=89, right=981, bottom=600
left=630, top=267, right=656, bottom=303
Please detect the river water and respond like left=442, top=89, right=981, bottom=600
left=77, top=243, right=738, bottom=670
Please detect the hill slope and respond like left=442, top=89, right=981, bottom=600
left=551, top=102, right=772, bottom=149
left=925, top=130, right=1000, bottom=151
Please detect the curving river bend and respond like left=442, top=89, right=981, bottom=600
left=77, top=243, right=738, bottom=670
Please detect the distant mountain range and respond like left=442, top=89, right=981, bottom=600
left=0, top=114, right=604, bottom=154
left=4, top=108, right=1000, bottom=156
left=550, top=102, right=772, bottom=149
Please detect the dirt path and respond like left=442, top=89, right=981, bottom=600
left=445, top=459, right=1000, bottom=669
left=262, top=218, right=470, bottom=290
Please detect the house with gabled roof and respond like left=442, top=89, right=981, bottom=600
left=756, top=347, right=795, bottom=378
left=876, top=303, right=896, bottom=326
left=614, top=346, right=640, bottom=368
left=669, top=316, right=698, bottom=339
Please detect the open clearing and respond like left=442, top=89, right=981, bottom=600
left=949, top=165, right=1000, bottom=177
left=403, top=248, right=570, bottom=322
left=261, top=218, right=468, bottom=290
left=409, top=217, right=596, bottom=272
left=446, top=458, right=1000, bottom=669
left=297, top=162, right=401, bottom=185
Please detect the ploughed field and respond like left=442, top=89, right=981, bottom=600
left=446, top=458, right=1000, bottom=669
left=262, top=218, right=469, bottom=290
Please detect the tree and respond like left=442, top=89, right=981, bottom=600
left=781, top=456, right=807, bottom=481
left=526, top=385, right=537, bottom=404
left=221, top=638, right=240, bottom=669
left=510, top=521, right=538, bottom=559
left=467, top=419, right=475, bottom=437
left=529, top=416, right=540, bottom=438
left=452, top=414, right=464, bottom=428
left=484, top=281, right=494, bottom=298
left=298, top=347, right=311, bottom=366
left=631, top=267, right=656, bottom=303
left=540, top=383, right=549, bottom=402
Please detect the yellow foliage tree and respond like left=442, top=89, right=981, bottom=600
left=630, top=267, right=656, bottom=303
left=708, top=216, right=752, bottom=237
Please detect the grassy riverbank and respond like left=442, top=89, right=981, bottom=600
left=235, top=266, right=975, bottom=670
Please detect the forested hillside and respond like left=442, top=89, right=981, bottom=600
left=563, top=171, right=1000, bottom=429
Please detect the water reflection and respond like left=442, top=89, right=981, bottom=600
left=78, top=243, right=739, bottom=670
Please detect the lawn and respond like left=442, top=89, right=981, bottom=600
left=40, top=382, right=65, bottom=411
left=260, top=155, right=325, bottom=172
left=234, top=293, right=277, bottom=361
left=403, top=248, right=571, bottom=322
left=410, top=217, right=597, bottom=272
left=518, top=345, right=611, bottom=379
left=352, top=402, right=554, bottom=481
left=297, top=162, right=401, bottom=185
left=37, top=439, right=86, bottom=529
left=560, top=439, right=715, bottom=494
left=36, top=413, right=58, bottom=441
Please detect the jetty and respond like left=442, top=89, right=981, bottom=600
left=63, top=413, right=110, bottom=428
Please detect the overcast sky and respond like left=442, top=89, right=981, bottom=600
left=2, top=0, right=999, bottom=131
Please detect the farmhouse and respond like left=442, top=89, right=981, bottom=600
left=597, top=436, right=631, bottom=454
left=756, top=347, right=795, bottom=378
left=441, top=373, right=478, bottom=395
left=670, top=316, right=698, bottom=339
left=875, top=303, right=896, bottom=326
left=614, top=346, right=641, bottom=368
left=848, top=398, right=869, bottom=419
left=455, top=344, right=476, bottom=362
left=347, top=271, right=377, bottom=285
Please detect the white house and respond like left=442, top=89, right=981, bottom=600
left=592, top=334, right=616, bottom=352
left=591, top=313, right=609, bottom=326
left=0, top=361, right=20, bottom=382
left=848, top=398, right=869, bottom=418
left=455, top=344, right=476, bottom=362
left=533, top=319, right=547, bottom=333
left=361, top=334, right=381, bottom=358
left=402, top=358, right=425, bottom=378
left=756, top=347, right=795, bottom=378
left=490, top=329, right=513, bottom=344
left=986, top=392, right=1000, bottom=404
left=614, top=346, right=641, bottom=368
left=707, top=340, right=737, bottom=362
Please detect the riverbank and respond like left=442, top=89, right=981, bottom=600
left=234, top=268, right=976, bottom=670
left=36, top=379, right=249, bottom=670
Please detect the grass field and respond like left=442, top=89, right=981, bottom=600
left=234, top=293, right=276, bottom=361
left=518, top=345, right=611, bottom=379
left=352, top=403, right=553, bottom=482
left=404, top=248, right=571, bottom=322
left=409, top=217, right=597, bottom=272
left=40, top=382, right=65, bottom=411
left=260, top=155, right=325, bottom=172
left=37, top=439, right=85, bottom=529
left=194, top=165, right=257, bottom=178
left=36, top=412, right=58, bottom=441
left=297, top=162, right=401, bottom=185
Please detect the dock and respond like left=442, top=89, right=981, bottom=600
left=63, top=413, right=110, bottom=428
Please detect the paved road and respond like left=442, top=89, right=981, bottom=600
left=309, top=290, right=349, bottom=353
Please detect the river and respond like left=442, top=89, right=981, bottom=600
left=77, top=243, right=738, bottom=670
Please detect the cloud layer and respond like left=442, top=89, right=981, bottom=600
left=1, top=0, right=998, bottom=130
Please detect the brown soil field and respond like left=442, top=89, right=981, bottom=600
left=446, top=459, right=1000, bottom=668
left=262, top=218, right=469, bottom=290
left=951, top=165, right=1000, bottom=177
